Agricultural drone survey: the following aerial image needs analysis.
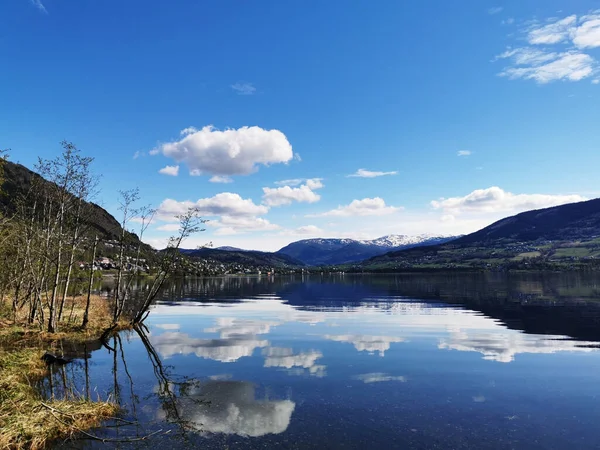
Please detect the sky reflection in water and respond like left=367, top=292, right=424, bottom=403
left=57, top=274, right=600, bottom=449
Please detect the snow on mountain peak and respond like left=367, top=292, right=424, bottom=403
left=365, top=234, right=451, bottom=248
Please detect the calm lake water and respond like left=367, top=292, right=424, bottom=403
left=50, top=273, right=600, bottom=449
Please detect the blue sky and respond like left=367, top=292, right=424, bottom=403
left=1, top=0, right=599, bottom=250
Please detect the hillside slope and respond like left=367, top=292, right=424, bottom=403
left=181, top=247, right=304, bottom=268
left=0, top=160, right=147, bottom=247
left=363, top=198, right=600, bottom=270
left=453, top=198, right=600, bottom=245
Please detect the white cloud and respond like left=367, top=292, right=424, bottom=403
left=457, top=150, right=472, bottom=157
left=496, top=47, right=559, bottom=66
left=219, top=215, right=278, bottom=229
left=309, top=197, right=401, bottom=217
left=262, top=179, right=324, bottom=206
left=499, top=51, right=595, bottom=83
left=213, top=216, right=280, bottom=235
left=347, top=168, right=398, bottom=178
left=31, top=0, right=47, bottom=13
left=156, top=381, right=295, bottom=437
left=593, top=79, right=600, bottom=84
left=280, top=225, right=324, bottom=236
left=156, top=223, right=181, bottom=232
left=431, top=186, right=587, bottom=215
left=209, top=175, right=234, bottom=183
left=488, top=7, right=503, bottom=15
left=154, top=193, right=283, bottom=236
left=527, top=15, right=577, bottom=45
left=150, top=212, right=491, bottom=251
left=354, top=373, right=406, bottom=383
left=157, top=125, right=294, bottom=177
left=231, top=82, right=257, bottom=95
left=158, top=165, right=179, bottom=176
left=572, top=13, right=600, bottom=48
left=502, top=18, right=515, bottom=26
left=495, top=12, right=600, bottom=84
left=212, top=227, right=238, bottom=236
left=274, top=178, right=305, bottom=187
left=324, top=334, right=405, bottom=356
left=157, top=194, right=268, bottom=221
left=133, top=150, right=145, bottom=159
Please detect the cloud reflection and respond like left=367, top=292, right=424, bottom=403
left=439, top=331, right=597, bottom=363
left=151, top=332, right=268, bottom=362
left=154, top=323, right=180, bottom=330
left=157, top=380, right=295, bottom=437
left=204, top=317, right=280, bottom=338
left=354, top=373, right=406, bottom=383
left=263, top=347, right=326, bottom=377
left=324, top=334, right=405, bottom=356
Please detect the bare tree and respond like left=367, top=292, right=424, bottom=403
left=131, top=207, right=204, bottom=325
left=41, top=142, right=95, bottom=332
left=113, top=188, right=140, bottom=322
left=58, top=153, right=95, bottom=321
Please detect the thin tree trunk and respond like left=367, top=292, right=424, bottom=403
left=58, top=198, right=83, bottom=321
left=58, top=229, right=77, bottom=321
left=82, top=235, right=97, bottom=329
left=48, top=204, right=65, bottom=333
left=113, top=227, right=126, bottom=322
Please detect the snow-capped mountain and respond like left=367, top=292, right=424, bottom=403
left=363, top=234, right=452, bottom=248
left=277, top=234, right=459, bottom=266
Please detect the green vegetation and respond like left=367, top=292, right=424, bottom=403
left=0, top=347, right=118, bottom=450
left=351, top=238, right=600, bottom=273
left=513, top=251, right=542, bottom=261
left=339, top=197, right=598, bottom=273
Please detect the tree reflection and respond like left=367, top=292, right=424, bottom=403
left=133, top=324, right=296, bottom=438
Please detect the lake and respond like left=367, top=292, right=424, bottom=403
left=50, top=272, right=600, bottom=449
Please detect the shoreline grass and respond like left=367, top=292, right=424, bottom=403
left=0, top=295, right=125, bottom=449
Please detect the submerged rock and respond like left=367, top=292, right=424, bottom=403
left=41, top=352, right=71, bottom=365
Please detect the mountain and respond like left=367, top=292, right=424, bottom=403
left=0, top=160, right=148, bottom=248
left=277, top=234, right=459, bottom=266
left=453, top=198, right=600, bottom=245
left=364, top=198, right=600, bottom=270
left=216, top=246, right=245, bottom=251
left=180, top=247, right=304, bottom=268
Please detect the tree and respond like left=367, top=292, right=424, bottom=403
left=58, top=150, right=96, bottom=321
left=81, top=235, right=98, bottom=329
left=131, top=207, right=204, bottom=325
left=39, top=142, right=94, bottom=332
left=112, top=188, right=140, bottom=323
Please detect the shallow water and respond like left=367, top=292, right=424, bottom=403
left=52, top=273, right=600, bottom=449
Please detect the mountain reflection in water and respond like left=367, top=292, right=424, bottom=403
left=52, top=273, right=600, bottom=449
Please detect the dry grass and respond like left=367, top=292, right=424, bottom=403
left=0, top=295, right=129, bottom=348
left=0, top=347, right=118, bottom=450
left=0, top=295, right=124, bottom=449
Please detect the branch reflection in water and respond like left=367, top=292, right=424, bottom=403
left=48, top=273, right=600, bottom=449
